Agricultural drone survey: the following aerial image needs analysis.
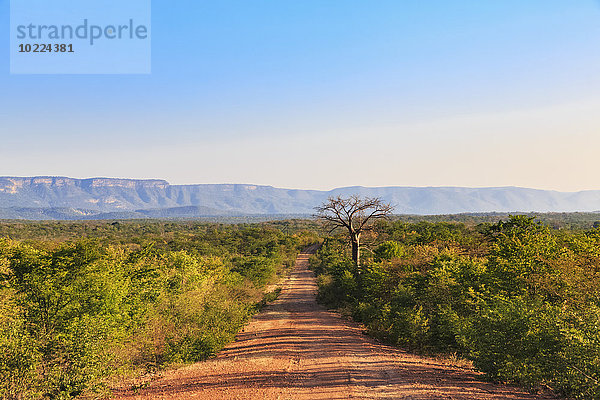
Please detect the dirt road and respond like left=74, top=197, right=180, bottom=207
left=115, top=245, right=555, bottom=400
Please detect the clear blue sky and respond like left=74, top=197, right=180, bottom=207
left=2, top=1, right=600, bottom=191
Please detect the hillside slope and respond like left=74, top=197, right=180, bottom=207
left=1, top=176, right=599, bottom=219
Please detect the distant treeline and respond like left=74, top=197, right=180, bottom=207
left=0, top=222, right=317, bottom=399
left=0, top=219, right=320, bottom=243
left=312, top=217, right=600, bottom=399
left=390, top=212, right=600, bottom=230
left=3, top=210, right=599, bottom=232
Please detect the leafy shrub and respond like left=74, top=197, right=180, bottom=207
left=312, top=217, right=600, bottom=398
left=373, top=241, right=405, bottom=261
left=0, top=223, right=305, bottom=399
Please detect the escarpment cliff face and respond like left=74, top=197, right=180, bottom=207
left=1, top=176, right=600, bottom=220
left=0, top=177, right=169, bottom=190
left=0, top=177, right=171, bottom=211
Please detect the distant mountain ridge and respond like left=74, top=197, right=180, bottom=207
left=0, top=176, right=599, bottom=220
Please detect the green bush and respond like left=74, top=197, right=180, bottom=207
left=0, top=223, right=305, bottom=399
left=373, top=241, right=405, bottom=261
left=311, top=217, right=600, bottom=398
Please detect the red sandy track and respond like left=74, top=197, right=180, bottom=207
left=114, top=245, right=556, bottom=400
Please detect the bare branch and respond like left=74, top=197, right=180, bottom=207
left=314, top=195, right=394, bottom=265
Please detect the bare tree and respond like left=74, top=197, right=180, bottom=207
left=315, top=195, right=394, bottom=266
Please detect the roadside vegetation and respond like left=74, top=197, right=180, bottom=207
left=0, top=221, right=317, bottom=399
left=3, top=213, right=600, bottom=399
left=312, top=215, right=600, bottom=399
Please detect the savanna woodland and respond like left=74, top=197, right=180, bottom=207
left=3, top=211, right=600, bottom=399
left=0, top=221, right=317, bottom=399
left=312, top=212, right=600, bottom=399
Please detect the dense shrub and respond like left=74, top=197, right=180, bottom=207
left=313, top=217, right=600, bottom=399
left=0, top=224, right=312, bottom=399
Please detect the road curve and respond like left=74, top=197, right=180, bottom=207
left=114, top=245, right=555, bottom=400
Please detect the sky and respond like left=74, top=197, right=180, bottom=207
left=1, top=0, right=600, bottom=191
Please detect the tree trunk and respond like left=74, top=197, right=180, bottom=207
left=351, top=234, right=360, bottom=267
left=350, top=233, right=363, bottom=289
